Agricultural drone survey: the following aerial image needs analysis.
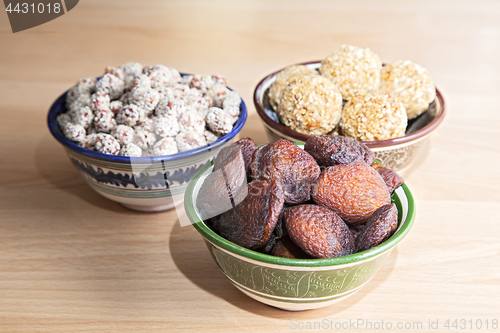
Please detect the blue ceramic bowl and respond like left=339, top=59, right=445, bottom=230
left=48, top=87, right=247, bottom=212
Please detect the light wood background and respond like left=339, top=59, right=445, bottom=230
left=1, top=1, right=499, bottom=332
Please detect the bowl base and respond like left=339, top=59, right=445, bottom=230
left=121, top=200, right=181, bottom=212
left=235, top=284, right=361, bottom=311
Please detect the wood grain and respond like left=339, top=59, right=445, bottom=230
left=1, top=0, right=499, bottom=331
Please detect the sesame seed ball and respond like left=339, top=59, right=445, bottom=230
left=380, top=60, right=436, bottom=119
left=96, top=73, right=125, bottom=100
left=109, top=100, right=123, bottom=115
left=341, top=90, right=407, bottom=141
left=63, top=123, right=86, bottom=143
left=320, top=45, right=382, bottom=99
left=205, top=107, right=233, bottom=136
left=120, top=142, right=143, bottom=157
left=91, top=91, right=110, bottom=113
left=116, top=104, right=145, bottom=127
left=154, top=116, right=180, bottom=138
left=268, top=65, right=318, bottom=111
left=152, top=137, right=178, bottom=156
left=80, top=133, right=98, bottom=150
left=277, top=74, right=342, bottom=136
left=94, top=109, right=117, bottom=133
left=129, top=86, right=160, bottom=115
left=72, top=106, right=94, bottom=129
left=155, top=97, right=185, bottom=118
left=57, top=113, right=72, bottom=129
left=111, top=125, right=135, bottom=145
left=203, top=130, right=219, bottom=144
left=178, top=109, right=205, bottom=134
left=133, top=127, right=157, bottom=150
left=95, top=133, right=120, bottom=155
left=176, top=130, right=207, bottom=152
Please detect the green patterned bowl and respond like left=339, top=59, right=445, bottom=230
left=185, top=162, right=415, bottom=311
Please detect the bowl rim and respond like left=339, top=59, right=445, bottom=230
left=253, top=60, right=446, bottom=148
left=47, top=83, right=248, bottom=164
left=185, top=159, right=416, bottom=268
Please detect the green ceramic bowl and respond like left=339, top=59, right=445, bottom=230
left=184, top=156, right=415, bottom=311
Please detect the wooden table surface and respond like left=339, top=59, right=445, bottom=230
left=1, top=1, right=499, bottom=332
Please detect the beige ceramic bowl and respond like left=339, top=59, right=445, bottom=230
left=253, top=61, right=446, bottom=174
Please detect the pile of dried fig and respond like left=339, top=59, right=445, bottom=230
left=196, top=135, right=404, bottom=259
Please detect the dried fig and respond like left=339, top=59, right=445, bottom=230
left=304, top=134, right=374, bottom=166
left=216, top=180, right=284, bottom=250
left=372, top=163, right=404, bottom=194
left=284, top=204, right=355, bottom=258
left=312, top=162, right=391, bottom=225
left=355, top=203, right=398, bottom=252
left=250, top=139, right=320, bottom=204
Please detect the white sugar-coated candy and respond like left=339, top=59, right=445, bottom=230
left=205, top=107, right=233, bottom=136
left=155, top=97, right=185, bottom=118
left=64, top=123, right=86, bottom=143
left=222, top=90, right=241, bottom=108
left=80, top=133, right=98, bottom=150
left=129, top=86, right=160, bottom=115
left=57, top=113, right=72, bottom=129
left=73, top=106, right=94, bottom=129
left=91, top=91, right=110, bottom=113
left=152, top=137, right=178, bottom=156
left=154, top=116, right=180, bottom=138
left=116, top=104, right=145, bottom=127
left=109, top=100, right=123, bottom=115
left=178, top=109, right=205, bottom=134
left=133, top=127, right=157, bottom=150
left=96, top=73, right=125, bottom=100
left=120, top=142, right=142, bottom=157
left=175, top=130, right=207, bottom=152
left=111, top=124, right=135, bottom=145
left=95, top=133, right=120, bottom=155
left=94, top=109, right=117, bottom=133
left=203, top=130, right=219, bottom=144
left=223, top=105, right=240, bottom=124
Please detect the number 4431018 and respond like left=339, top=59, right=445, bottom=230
left=444, top=319, right=498, bottom=330
left=5, top=2, right=61, bottom=14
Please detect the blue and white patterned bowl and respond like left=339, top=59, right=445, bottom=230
left=47, top=89, right=247, bottom=212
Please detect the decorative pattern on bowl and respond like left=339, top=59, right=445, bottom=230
left=48, top=89, right=247, bottom=212
left=185, top=160, right=416, bottom=311
left=253, top=61, right=446, bottom=174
